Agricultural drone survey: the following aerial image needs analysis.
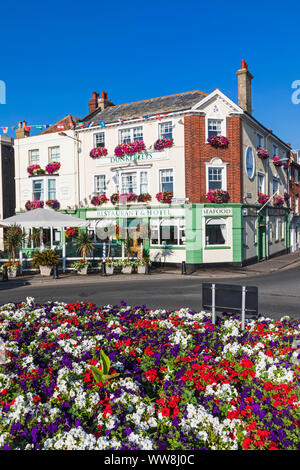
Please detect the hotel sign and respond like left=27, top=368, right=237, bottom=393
left=96, top=150, right=169, bottom=167
left=203, top=207, right=233, bottom=216
left=86, top=207, right=186, bottom=219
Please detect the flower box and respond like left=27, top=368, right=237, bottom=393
left=257, top=147, right=269, bottom=160
left=114, top=141, right=145, bottom=157
left=119, top=193, right=138, bottom=204
left=39, top=265, right=52, bottom=276
left=46, top=161, right=61, bottom=174
left=156, top=191, right=173, bottom=204
left=137, top=265, right=146, bottom=274
left=25, top=200, right=44, bottom=211
left=46, top=200, right=60, bottom=210
left=110, top=193, right=120, bottom=205
left=258, top=193, right=269, bottom=205
left=7, top=268, right=18, bottom=278
left=137, top=193, right=152, bottom=203
left=206, top=189, right=230, bottom=203
left=27, top=164, right=41, bottom=175
left=273, top=156, right=283, bottom=167
left=122, top=266, right=133, bottom=274
left=207, top=135, right=229, bottom=148
left=91, top=194, right=109, bottom=206
left=273, top=195, right=284, bottom=206
left=154, top=138, right=174, bottom=151
left=90, top=147, right=108, bottom=159
left=77, top=266, right=88, bottom=275
left=106, top=265, right=114, bottom=275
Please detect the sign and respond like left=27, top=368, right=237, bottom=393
left=96, top=150, right=169, bottom=167
left=86, top=208, right=173, bottom=219
left=268, top=208, right=286, bottom=216
left=203, top=207, right=233, bottom=217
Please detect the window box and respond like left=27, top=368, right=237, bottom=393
left=114, top=141, right=145, bottom=157
left=207, top=135, right=229, bottom=149
left=154, top=138, right=173, bottom=151
left=91, top=194, right=109, bottom=206
left=257, top=147, right=269, bottom=160
left=257, top=193, right=269, bottom=205
left=45, top=199, right=60, bottom=210
left=46, top=161, right=61, bottom=174
left=90, top=147, right=108, bottom=159
left=156, top=191, right=173, bottom=204
left=27, top=164, right=41, bottom=175
left=273, top=195, right=284, bottom=207
left=137, top=193, right=152, bottom=203
left=25, top=200, right=44, bottom=211
left=206, top=189, right=230, bottom=203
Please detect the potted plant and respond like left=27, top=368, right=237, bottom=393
left=90, top=147, right=108, bottom=159
left=99, top=258, right=115, bottom=275
left=0, top=259, right=20, bottom=278
left=4, top=224, right=25, bottom=276
left=65, top=227, right=78, bottom=239
left=27, top=164, right=41, bottom=175
left=73, top=259, right=90, bottom=275
left=257, top=147, right=269, bottom=160
left=110, top=193, right=120, bottom=205
left=257, top=193, right=269, bottom=205
left=206, top=189, right=230, bottom=203
left=31, top=249, right=59, bottom=276
left=273, top=195, right=284, bottom=207
left=114, top=141, right=145, bottom=157
left=121, top=259, right=133, bottom=274
left=73, top=231, right=94, bottom=274
left=25, top=200, right=44, bottom=210
left=46, top=161, right=61, bottom=174
left=154, top=138, right=174, bottom=151
left=137, top=193, right=152, bottom=203
left=91, top=194, right=109, bottom=206
left=273, top=156, right=283, bottom=167
left=134, top=258, right=151, bottom=274
left=45, top=199, right=60, bottom=210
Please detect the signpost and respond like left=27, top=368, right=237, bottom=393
left=202, top=283, right=258, bottom=330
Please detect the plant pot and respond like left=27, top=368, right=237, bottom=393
left=77, top=266, right=88, bottom=275
left=121, top=266, right=133, bottom=274
left=137, top=265, right=146, bottom=274
left=39, top=265, right=52, bottom=276
left=106, top=265, right=114, bottom=275
left=7, top=268, right=18, bottom=278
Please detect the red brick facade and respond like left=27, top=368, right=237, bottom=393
left=184, top=115, right=243, bottom=203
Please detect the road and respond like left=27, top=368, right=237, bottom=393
left=0, top=265, right=300, bottom=321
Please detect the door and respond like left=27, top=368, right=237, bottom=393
left=258, top=222, right=266, bottom=260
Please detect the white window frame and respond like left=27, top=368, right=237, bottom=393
left=273, top=144, right=278, bottom=157
left=295, top=195, right=299, bottom=215
left=205, top=217, right=228, bottom=247
left=94, top=175, right=107, bottom=194
left=117, top=168, right=150, bottom=195
left=47, top=178, right=56, bottom=200
left=158, top=168, right=174, bottom=194
left=205, top=158, right=228, bottom=192
left=245, top=146, right=256, bottom=180
left=295, top=168, right=299, bottom=184
left=29, top=149, right=40, bottom=164
left=32, top=176, right=58, bottom=201
left=158, top=121, right=173, bottom=140
left=48, top=146, right=60, bottom=162
left=32, top=178, right=44, bottom=201
left=150, top=218, right=185, bottom=247
left=272, top=177, right=280, bottom=195
left=93, top=132, right=105, bottom=148
left=256, top=133, right=264, bottom=148
left=205, top=117, right=226, bottom=142
left=118, top=126, right=143, bottom=144
left=257, top=172, right=265, bottom=194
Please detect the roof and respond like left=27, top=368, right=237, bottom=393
left=40, top=115, right=80, bottom=135
left=80, top=90, right=207, bottom=126
left=0, top=208, right=89, bottom=228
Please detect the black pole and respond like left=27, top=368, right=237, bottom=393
left=181, top=261, right=187, bottom=275
left=2, top=265, right=8, bottom=282
left=53, top=264, right=59, bottom=279
left=101, top=261, right=107, bottom=276
left=145, top=260, right=150, bottom=275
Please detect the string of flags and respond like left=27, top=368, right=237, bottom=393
left=0, top=112, right=171, bottom=134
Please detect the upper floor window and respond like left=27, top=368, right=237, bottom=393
left=205, top=157, right=227, bottom=192
left=207, top=119, right=222, bottom=138
left=119, top=126, right=143, bottom=144
left=296, top=195, right=299, bottom=214
left=48, top=179, right=56, bottom=199
left=257, top=173, right=265, bottom=193
left=273, top=144, right=278, bottom=157
left=295, top=168, right=299, bottom=184
left=257, top=133, right=264, bottom=148
left=272, top=177, right=280, bottom=195
left=245, top=147, right=255, bottom=179
left=49, top=146, right=60, bottom=161
left=32, top=179, right=43, bottom=200
left=29, top=149, right=39, bottom=163
left=117, top=169, right=149, bottom=195
left=94, top=132, right=105, bottom=148
left=94, top=175, right=106, bottom=193
left=159, top=121, right=173, bottom=140
left=159, top=168, right=174, bottom=193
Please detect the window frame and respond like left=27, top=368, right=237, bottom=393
left=158, top=121, right=173, bottom=140
left=205, top=158, right=228, bottom=192
left=245, top=146, right=256, bottom=180
left=93, top=132, right=105, bottom=148
left=257, top=172, right=265, bottom=194
left=48, top=146, right=60, bottom=162
left=116, top=168, right=150, bottom=195
left=94, top=174, right=107, bottom=194
left=118, top=126, right=144, bottom=144
left=205, top=217, right=227, bottom=247
left=29, top=149, right=40, bottom=164
left=205, top=117, right=226, bottom=142
left=150, top=218, right=185, bottom=247
left=158, top=168, right=174, bottom=194
left=272, top=177, right=280, bottom=196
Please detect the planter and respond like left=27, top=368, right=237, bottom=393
left=137, top=265, right=146, bottom=274
left=106, top=265, right=114, bottom=275
left=7, top=268, right=18, bottom=278
left=39, top=265, right=52, bottom=276
left=77, top=266, right=88, bottom=275
left=121, top=266, right=133, bottom=274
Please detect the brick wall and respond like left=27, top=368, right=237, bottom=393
left=184, top=115, right=243, bottom=203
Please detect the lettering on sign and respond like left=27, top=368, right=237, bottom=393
left=203, top=207, right=233, bottom=217
left=96, top=150, right=169, bottom=167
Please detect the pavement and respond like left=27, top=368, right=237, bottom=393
left=1, top=250, right=300, bottom=287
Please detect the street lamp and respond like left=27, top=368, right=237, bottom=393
left=58, top=132, right=81, bottom=143
left=58, top=131, right=82, bottom=205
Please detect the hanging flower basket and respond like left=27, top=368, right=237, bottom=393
left=273, top=195, right=284, bottom=206
left=27, top=164, right=41, bottom=175
left=91, top=194, right=109, bottom=206
left=273, top=156, right=283, bottom=167
left=110, top=193, right=120, bottom=205
left=207, top=136, right=229, bottom=149
left=114, top=141, right=145, bottom=157
left=156, top=191, right=173, bottom=204
left=257, top=147, right=269, bottom=160
left=206, top=189, right=230, bottom=203
left=45, top=199, right=60, bottom=210
left=154, top=138, right=174, bottom=151
left=65, top=227, right=78, bottom=239
left=25, top=200, right=44, bottom=211
left=137, top=193, right=152, bottom=203
left=257, top=192, right=269, bottom=205
left=90, top=147, right=108, bottom=159
left=46, top=161, right=60, bottom=174
left=284, top=192, right=291, bottom=202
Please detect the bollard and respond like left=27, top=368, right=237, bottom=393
left=101, top=261, right=107, bottom=276
left=53, top=264, right=59, bottom=279
left=2, top=265, right=8, bottom=282
left=145, top=260, right=150, bottom=275
left=181, top=261, right=187, bottom=275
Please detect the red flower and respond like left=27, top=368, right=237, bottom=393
left=161, top=407, right=170, bottom=417
left=242, top=437, right=252, bottom=450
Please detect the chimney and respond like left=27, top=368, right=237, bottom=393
left=236, top=60, right=253, bottom=114
left=15, top=120, right=30, bottom=139
left=97, top=90, right=114, bottom=111
left=88, top=91, right=99, bottom=114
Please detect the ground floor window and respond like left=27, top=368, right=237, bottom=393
left=150, top=218, right=185, bottom=246
left=205, top=218, right=227, bottom=246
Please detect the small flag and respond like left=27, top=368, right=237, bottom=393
left=99, top=120, right=106, bottom=127
left=35, top=125, right=43, bottom=130
left=25, top=126, right=31, bottom=132
left=2, top=127, right=8, bottom=134
left=143, top=115, right=150, bottom=119
left=120, top=118, right=124, bottom=124
left=57, top=125, right=64, bottom=130
left=155, top=114, right=161, bottom=120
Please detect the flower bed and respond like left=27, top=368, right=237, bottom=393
left=90, top=148, right=108, bottom=159
left=45, top=199, right=60, bottom=210
left=0, top=299, right=298, bottom=450
left=154, top=138, right=174, bottom=151
left=207, top=136, right=229, bottom=149
left=114, top=141, right=145, bottom=157
left=206, top=189, right=230, bottom=203
left=25, top=200, right=44, bottom=210
left=257, top=148, right=269, bottom=160
left=46, top=161, right=61, bottom=174
left=91, top=194, right=109, bottom=206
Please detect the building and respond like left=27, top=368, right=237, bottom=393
left=289, top=149, right=300, bottom=252
left=14, top=61, right=292, bottom=269
left=0, top=135, right=15, bottom=250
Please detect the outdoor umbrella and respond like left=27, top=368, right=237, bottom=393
left=1, top=208, right=89, bottom=228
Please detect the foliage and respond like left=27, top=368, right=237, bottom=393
left=4, top=225, right=25, bottom=263
left=72, top=259, right=90, bottom=270
left=207, top=135, right=229, bottom=148
left=31, top=249, right=60, bottom=267
left=74, top=231, right=94, bottom=260
left=206, top=189, right=230, bottom=203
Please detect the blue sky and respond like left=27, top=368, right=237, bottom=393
left=1, top=0, right=300, bottom=147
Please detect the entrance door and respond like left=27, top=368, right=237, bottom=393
left=258, top=223, right=266, bottom=260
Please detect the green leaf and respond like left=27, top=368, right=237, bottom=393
left=90, top=365, right=104, bottom=383
left=100, top=350, right=111, bottom=376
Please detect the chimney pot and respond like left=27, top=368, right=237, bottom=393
left=236, top=60, right=253, bottom=114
